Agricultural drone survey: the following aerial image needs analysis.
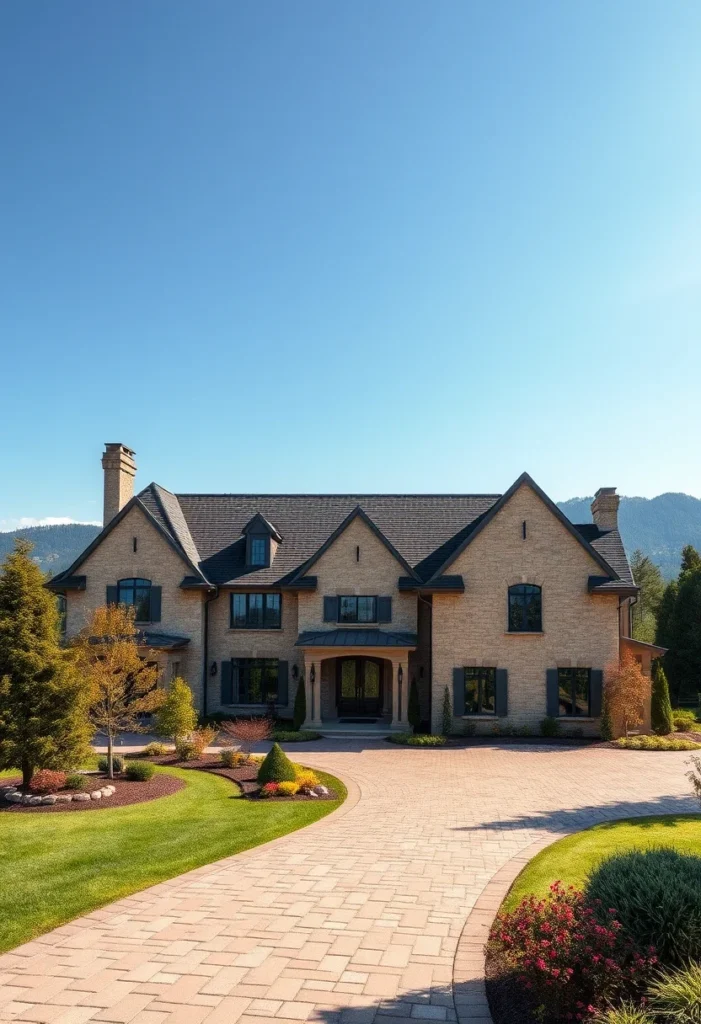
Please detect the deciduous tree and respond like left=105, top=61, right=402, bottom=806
left=604, top=653, right=648, bottom=738
left=0, top=540, right=92, bottom=789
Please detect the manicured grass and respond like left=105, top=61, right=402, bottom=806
left=0, top=765, right=345, bottom=953
left=504, top=814, right=701, bottom=911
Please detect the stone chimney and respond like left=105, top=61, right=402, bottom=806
left=101, top=444, right=137, bottom=525
left=591, top=487, right=619, bottom=531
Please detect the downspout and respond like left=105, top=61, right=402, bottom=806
left=202, top=586, right=219, bottom=718
left=417, top=591, right=433, bottom=727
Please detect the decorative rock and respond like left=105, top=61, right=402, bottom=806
left=7, top=793, right=23, bottom=803
left=21, top=794, right=33, bottom=805
left=2, top=787, right=17, bottom=797
left=307, top=790, right=319, bottom=798
left=90, top=791, right=102, bottom=800
left=55, top=794, right=73, bottom=803
left=28, top=796, right=43, bottom=806
left=314, top=785, right=329, bottom=797
left=100, top=788, right=113, bottom=797
left=73, top=792, right=90, bottom=802
left=41, top=796, right=57, bottom=805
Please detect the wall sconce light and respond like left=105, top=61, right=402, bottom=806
left=310, top=664, right=316, bottom=684
left=397, top=664, right=403, bottom=721
left=292, top=664, right=299, bottom=681
left=210, top=662, right=217, bottom=676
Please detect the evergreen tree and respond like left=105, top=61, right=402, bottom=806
left=651, top=660, right=674, bottom=736
left=257, top=742, right=296, bottom=784
left=681, top=545, right=701, bottom=576
left=292, top=674, right=306, bottom=732
left=630, top=550, right=665, bottom=644
left=441, top=686, right=452, bottom=736
left=657, top=548, right=701, bottom=703
left=0, top=540, right=92, bottom=790
left=156, top=676, right=197, bottom=742
left=407, top=676, right=421, bottom=733
left=599, top=688, right=614, bottom=741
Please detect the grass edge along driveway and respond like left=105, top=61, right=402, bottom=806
left=0, top=764, right=346, bottom=954
left=504, top=813, right=701, bottom=911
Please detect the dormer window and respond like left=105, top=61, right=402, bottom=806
left=250, top=537, right=267, bottom=566
left=242, top=513, right=282, bottom=571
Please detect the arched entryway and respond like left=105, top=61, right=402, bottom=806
left=336, top=656, right=383, bottom=718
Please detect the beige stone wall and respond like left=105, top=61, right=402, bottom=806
left=207, top=589, right=300, bottom=717
left=431, top=483, right=621, bottom=736
left=64, top=505, right=205, bottom=709
left=297, top=517, right=417, bottom=634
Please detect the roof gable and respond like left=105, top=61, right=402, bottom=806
left=427, top=472, right=621, bottom=582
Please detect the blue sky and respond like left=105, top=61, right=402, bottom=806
left=2, top=1, right=701, bottom=529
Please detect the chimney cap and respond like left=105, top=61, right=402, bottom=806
left=594, top=486, right=617, bottom=498
left=104, top=443, right=136, bottom=456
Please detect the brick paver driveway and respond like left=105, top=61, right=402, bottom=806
left=0, top=741, right=696, bottom=1024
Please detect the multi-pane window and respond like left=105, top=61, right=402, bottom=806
left=508, top=584, right=542, bottom=632
left=338, top=596, right=377, bottom=624
left=558, top=668, right=591, bottom=717
left=249, top=538, right=267, bottom=566
left=236, top=659, right=279, bottom=703
left=56, top=594, right=67, bottom=636
left=465, top=667, right=496, bottom=715
left=117, top=578, right=152, bottom=622
left=231, top=592, right=281, bottom=629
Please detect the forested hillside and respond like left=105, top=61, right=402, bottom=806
left=0, top=524, right=100, bottom=575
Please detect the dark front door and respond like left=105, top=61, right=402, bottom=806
left=337, top=657, right=383, bottom=717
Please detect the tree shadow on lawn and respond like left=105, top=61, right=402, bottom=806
left=453, top=793, right=700, bottom=835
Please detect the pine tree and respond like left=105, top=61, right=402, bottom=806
left=630, top=550, right=665, bottom=643
left=0, top=539, right=92, bottom=790
left=156, top=677, right=197, bottom=743
left=657, top=549, right=701, bottom=703
left=408, top=676, right=421, bottom=734
left=651, top=660, right=674, bottom=736
left=257, top=742, right=297, bottom=784
left=441, top=686, right=452, bottom=736
left=292, top=674, right=306, bottom=732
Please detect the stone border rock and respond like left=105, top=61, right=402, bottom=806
left=452, top=834, right=567, bottom=1024
left=1, top=781, right=117, bottom=806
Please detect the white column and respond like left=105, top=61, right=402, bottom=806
left=391, top=658, right=409, bottom=730
left=304, top=658, right=323, bottom=728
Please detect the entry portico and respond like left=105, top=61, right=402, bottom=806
left=295, top=628, right=416, bottom=730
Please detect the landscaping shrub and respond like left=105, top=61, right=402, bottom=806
left=141, top=742, right=169, bottom=757
left=260, top=782, right=280, bottom=798
left=292, top=676, right=306, bottom=732
left=277, top=781, right=299, bottom=797
left=64, top=773, right=87, bottom=791
left=673, top=709, right=699, bottom=732
left=125, top=760, right=155, bottom=781
left=651, top=661, right=674, bottom=736
left=98, top=755, right=124, bottom=774
left=593, top=1005, right=653, bottom=1023
left=649, top=961, right=701, bottom=1023
left=220, top=747, right=244, bottom=768
left=489, top=882, right=657, bottom=1022
left=28, top=769, right=67, bottom=794
left=175, top=738, right=198, bottom=761
left=155, top=677, right=197, bottom=742
left=294, top=769, right=320, bottom=793
left=221, top=716, right=272, bottom=757
left=441, top=686, right=452, bottom=736
left=191, top=726, right=217, bottom=754
left=257, top=742, right=297, bottom=784
left=600, top=690, right=614, bottom=741
left=386, top=732, right=446, bottom=746
left=615, top=736, right=701, bottom=751
left=272, top=730, right=321, bottom=742
left=540, top=716, right=561, bottom=738
left=587, top=848, right=701, bottom=968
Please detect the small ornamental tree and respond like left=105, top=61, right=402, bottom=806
left=257, top=742, right=296, bottom=784
left=221, top=716, right=272, bottom=758
left=441, top=686, right=452, bottom=736
left=292, top=674, right=306, bottom=732
left=156, top=676, right=197, bottom=742
left=74, top=604, right=164, bottom=778
left=651, top=660, right=674, bottom=736
left=605, top=653, right=649, bottom=739
left=0, top=540, right=92, bottom=790
left=408, top=676, right=421, bottom=734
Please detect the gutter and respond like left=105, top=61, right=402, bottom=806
left=202, top=587, right=219, bottom=718
left=417, top=591, right=433, bottom=727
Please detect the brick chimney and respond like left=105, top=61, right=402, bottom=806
left=591, top=487, right=619, bottom=531
left=101, top=444, right=137, bottom=525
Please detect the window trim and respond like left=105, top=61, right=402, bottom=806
left=230, top=591, right=282, bottom=630
left=507, top=583, right=543, bottom=633
left=337, top=595, right=378, bottom=624
left=557, top=667, right=592, bottom=718
left=117, top=577, right=153, bottom=623
left=464, top=667, right=497, bottom=716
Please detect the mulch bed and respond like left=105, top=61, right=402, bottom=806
left=144, top=752, right=338, bottom=800
left=0, top=772, right=184, bottom=813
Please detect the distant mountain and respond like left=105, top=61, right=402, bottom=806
left=0, top=524, right=101, bottom=576
left=1, top=493, right=700, bottom=582
left=558, top=493, right=701, bottom=579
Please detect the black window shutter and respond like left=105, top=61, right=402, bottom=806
left=106, top=585, right=118, bottom=605
left=452, top=668, right=465, bottom=716
left=377, top=596, right=392, bottom=623
left=590, top=669, right=603, bottom=717
left=546, top=669, right=560, bottom=717
left=277, top=661, right=289, bottom=705
left=232, top=659, right=240, bottom=702
left=323, top=596, right=338, bottom=622
left=221, top=661, right=233, bottom=704
left=149, top=586, right=162, bottom=622
left=495, top=669, right=508, bottom=717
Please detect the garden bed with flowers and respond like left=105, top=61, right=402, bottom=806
left=0, top=761, right=182, bottom=812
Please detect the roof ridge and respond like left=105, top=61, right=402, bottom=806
left=174, top=492, right=503, bottom=499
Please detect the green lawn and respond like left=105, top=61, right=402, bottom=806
left=0, top=765, right=345, bottom=953
left=504, top=814, right=701, bottom=911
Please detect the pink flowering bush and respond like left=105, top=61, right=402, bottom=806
left=260, top=782, right=280, bottom=798
left=489, top=882, right=657, bottom=1022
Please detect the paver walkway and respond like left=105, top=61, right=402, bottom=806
left=0, top=741, right=697, bottom=1024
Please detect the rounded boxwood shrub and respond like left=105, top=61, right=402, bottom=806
left=98, top=755, right=124, bottom=774
left=257, top=742, right=297, bottom=784
left=125, top=760, right=156, bottom=782
left=587, top=848, right=701, bottom=968
left=65, top=773, right=87, bottom=791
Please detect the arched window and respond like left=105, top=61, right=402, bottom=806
left=508, top=584, right=542, bottom=633
left=117, top=578, right=152, bottom=623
